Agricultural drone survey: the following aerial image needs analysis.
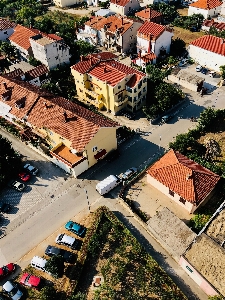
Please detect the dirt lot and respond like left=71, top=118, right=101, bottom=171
left=172, top=26, right=205, bottom=45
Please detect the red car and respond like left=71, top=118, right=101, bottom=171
left=20, top=273, right=41, bottom=289
left=18, top=172, right=30, bottom=182
left=0, top=263, right=16, bottom=279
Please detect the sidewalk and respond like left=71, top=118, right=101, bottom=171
left=90, top=197, right=208, bottom=300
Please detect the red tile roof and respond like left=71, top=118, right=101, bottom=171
left=190, top=35, right=225, bottom=55
left=0, top=19, right=16, bottom=31
left=0, top=76, right=119, bottom=152
left=135, top=8, right=162, bottom=20
left=110, top=0, right=130, bottom=7
left=147, top=149, right=220, bottom=204
left=202, top=19, right=225, bottom=31
left=25, top=64, right=49, bottom=80
left=190, top=0, right=222, bottom=9
left=133, top=52, right=156, bottom=64
left=71, top=54, right=145, bottom=87
left=137, top=21, right=171, bottom=40
left=9, top=25, right=63, bottom=51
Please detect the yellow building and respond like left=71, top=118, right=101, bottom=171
left=0, top=76, right=119, bottom=177
left=71, top=52, right=147, bottom=115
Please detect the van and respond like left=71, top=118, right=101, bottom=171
left=31, top=256, right=47, bottom=272
left=96, top=175, right=121, bottom=195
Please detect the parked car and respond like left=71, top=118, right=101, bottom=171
left=55, top=234, right=78, bottom=250
left=9, top=181, right=25, bottom=192
left=122, top=167, right=138, bottom=181
left=18, top=172, right=30, bottom=182
left=0, top=202, right=11, bottom=213
left=178, top=58, right=188, bottom=67
left=161, top=115, right=173, bottom=123
left=209, top=71, right=216, bottom=77
left=195, top=65, right=202, bottom=72
left=0, top=263, right=16, bottom=279
left=31, top=256, right=47, bottom=272
left=23, top=164, right=38, bottom=175
left=2, top=281, right=23, bottom=300
left=201, top=68, right=208, bottom=75
left=45, top=245, right=74, bottom=263
left=65, top=221, right=86, bottom=237
left=20, top=273, right=42, bottom=289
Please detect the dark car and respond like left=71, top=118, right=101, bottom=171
left=65, top=221, right=86, bottom=237
left=45, top=245, right=74, bottom=263
left=0, top=202, right=11, bottom=213
left=161, top=115, right=173, bottom=123
left=0, top=263, right=16, bottom=279
left=201, top=68, right=208, bottom=75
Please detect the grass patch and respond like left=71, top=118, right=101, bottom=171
left=172, top=26, right=205, bottom=45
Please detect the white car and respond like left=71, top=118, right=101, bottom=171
left=122, top=167, right=138, bottom=181
left=55, top=234, right=78, bottom=250
left=195, top=65, right=202, bottom=72
left=10, top=180, right=25, bottom=191
left=24, top=164, right=38, bottom=175
left=209, top=71, right=216, bottom=77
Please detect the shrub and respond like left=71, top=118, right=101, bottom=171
left=45, top=255, right=64, bottom=279
left=40, top=286, right=56, bottom=300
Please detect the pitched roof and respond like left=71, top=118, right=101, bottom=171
left=0, top=76, right=119, bottom=152
left=137, top=21, right=171, bottom=40
left=135, top=8, right=162, bottom=20
left=110, top=0, right=130, bottom=7
left=147, top=149, right=220, bottom=204
left=202, top=19, right=225, bottom=31
left=85, top=15, right=134, bottom=35
left=9, top=24, right=63, bottom=51
left=190, top=0, right=222, bottom=9
left=25, top=64, right=49, bottom=80
left=190, top=35, right=225, bottom=56
left=0, top=19, right=16, bottom=31
left=71, top=54, right=146, bottom=87
left=133, top=52, right=156, bottom=64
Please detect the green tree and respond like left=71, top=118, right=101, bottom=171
left=198, top=107, right=218, bottom=131
left=68, top=292, right=86, bottom=300
left=45, top=255, right=64, bottom=279
left=0, top=42, right=18, bottom=60
left=169, top=132, right=200, bottom=155
left=220, top=65, right=225, bottom=80
left=170, top=38, right=186, bottom=57
left=28, top=56, right=42, bottom=67
left=0, top=135, right=21, bottom=190
left=40, top=286, right=56, bottom=300
left=208, top=296, right=224, bottom=300
left=149, top=2, right=178, bottom=21
left=74, top=40, right=96, bottom=57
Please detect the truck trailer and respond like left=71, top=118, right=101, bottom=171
left=96, top=175, right=121, bottom=195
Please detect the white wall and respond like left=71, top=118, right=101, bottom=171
left=72, top=159, right=89, bottom=177
left=110, top=3, right=124, bottom=15
left=188, top=6, right=221, bottom=18
left=0, top=28, right=14, bottom=41
left=53, top=0, right=81, bottom=7
left=189, top=44, right=225, bottom=72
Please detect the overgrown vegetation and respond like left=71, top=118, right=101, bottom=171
left=149, top=2, right=178, bottom=22
left=45, top=255, right=64, bottom=279
left=173, top=13, right=204, bottom=31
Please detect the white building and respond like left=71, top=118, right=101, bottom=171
left=137, top=21, right=173, bottom=57
left=188, top=0, right=222, bottom=19
left=110, top=0, right=140, bottom=15
left=0, top=19, right=16, bottom=41
left=52, top=0, right=82, bottom=8
left=189, top=35, right=225, bottom=72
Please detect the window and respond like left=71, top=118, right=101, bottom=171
left=130, top=36, right=132, bottom=40
left=179, top=197, right=186, bottom=204
left=79, top=88, right=83, bottom=92
left=4, top=31, right=7, bottom=34
left=134, top=88, right=137, bottom=93
left=92, top=146, right=97, bottom=152
left=143, top=87, right=146, bottom=92
left=138, top=81, right=142, bottom=89
left=138, top=91, right=141, bottom=98
left=133, top=96, right=136, bottom=101
left=118, top=85, right=121, bottom=89
left=169, top=189, right=174, bottom=197
left=186, top=266, right=193, bottom=273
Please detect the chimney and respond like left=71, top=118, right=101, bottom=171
left=44, top=102, right=48, bottom=109
left=63, top=111, right=68, bottom=123
left=80, top=55, right=84, bottom=62
left=104, top=66, right=107, bottom=73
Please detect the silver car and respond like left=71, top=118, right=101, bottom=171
left=122, top=167, right=138, bottom=181
left=3, top=281, right=23, bottom=300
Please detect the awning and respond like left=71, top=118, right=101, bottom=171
left=94, top=149, right=107, bottom=160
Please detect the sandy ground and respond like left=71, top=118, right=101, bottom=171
left=48, top=5, right=99, bottom=16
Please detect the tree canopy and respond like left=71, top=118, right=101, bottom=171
left=170, top=38, right=186, bottom=57
left=173, top=14, right=204, bottom=30
left=149, top=3, right=178, bottom=21
left=45, top=255, right=64, bottom=278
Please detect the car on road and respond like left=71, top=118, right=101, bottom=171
left=45, top=245, right=74, bottom=263
left=122, top=167, right=138, bottom=181
left=161, top=115, right=173, bottom=123
left=195, top=65, right=202, bottom=72
left=209, top=71, right=216, bottom=77
left=65, top=221, right=86, bottom=237
left=31, top=256, right=47, bottom=272
left=0, top=263, right=16, bottom=279
left=9, top=181, right=25, bottom=192
left=2, top=281, right=23, bottom=300
left=0, top=202, right=11, bottom=213
left=23, top=164, right=38, bottom=175
left=20, top=273, right=42, bottom=289
left=201, top=68, right=208, bottom=75
left=55, top=234, right=78, bottom=250
left=18, top=172, right=30, bottom=182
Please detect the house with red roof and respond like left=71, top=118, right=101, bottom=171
left=189, top=35, right=225, bottom=72
left=77, top=15, right=142, bottom=54
left=71, top=52, right=147, bottom=114
left=110, top=0, right=140, bottom=16
left=147, top=149, right=220, bottom=213
left=137, top=21, right=173, bottom=57
left=202, top=19, right=225, bottom=31
left=9, top=25, right=70, bottom=70
left=0, top=19, right=16, bottom=41
left=0, top=76, right=119, bottom=177
left=188, top=0, right=222, bottom=19
left=135, top=7, right=163, bottom=24
left=132, top=51, right=156, bottom=68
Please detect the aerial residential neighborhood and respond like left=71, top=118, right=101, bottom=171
left=0, top=0, right=225, bottom=298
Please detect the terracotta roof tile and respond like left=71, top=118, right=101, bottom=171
left=0, top=75, right=119, bottom=152
left=9, top=24, right=63, bottom=51
left=190, top=35, right=225, bottom=55
left=135, top=8, right=162, bottom=20
left=137, top=21, right=169, bottom=40
left=190, top=0, right=222, bottom=9
left=110, top=0, right=130, bottom=7
left=6, top=68, right=24, bottom=80
left=25, top=64, right=48, bottom=81
left=0, top=19, right=16, bottom=31
left=133, top=52, right=156, bottom=64
left=147, top=149, right=220, bottom=204
left=202, top=19, right=225, bottom=31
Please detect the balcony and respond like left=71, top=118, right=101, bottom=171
left=114, top=97, right=128, bottom=107
left=83, top=88, right=104, bottom=109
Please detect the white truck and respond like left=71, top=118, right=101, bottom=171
left=96, top=175, right=121, bottom=195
